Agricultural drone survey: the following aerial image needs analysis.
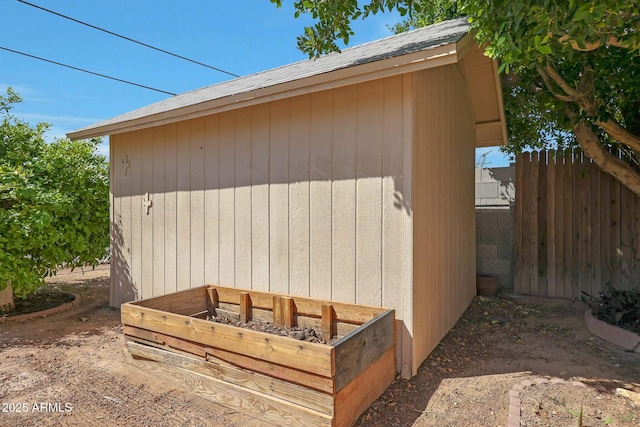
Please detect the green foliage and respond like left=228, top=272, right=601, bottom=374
left=0, top=88, right=109, bottom=297
left=272, top=0, right=640, bottom=185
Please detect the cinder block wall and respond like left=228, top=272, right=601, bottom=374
left=475, top=166, right=515, bottom=291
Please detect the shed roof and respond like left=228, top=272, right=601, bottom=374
left=68, top=18, right=506, bottom=146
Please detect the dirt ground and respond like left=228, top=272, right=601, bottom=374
left=0, top=268, right=638, bottom=427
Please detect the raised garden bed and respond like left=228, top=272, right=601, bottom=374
left=121, top=285, right=396, bottom=427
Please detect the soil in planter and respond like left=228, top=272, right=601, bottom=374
left=0, top=290, right=75, bottom=317
left=520, top=382, right=638, bottom=427
left=207, top=314, right=327, bottom=344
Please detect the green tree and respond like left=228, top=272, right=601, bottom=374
left=0, top=88, right=109, bottom=300
left=271, top=0, right=640, bottom=194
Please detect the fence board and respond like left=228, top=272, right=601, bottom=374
left=537, top=151, right=548, bottom=296
left=562, top=150, right=574, bottom=298
left=610, top=176, right=621, bottom=290
left=546, top=151, right=556, bottom=296
left=591, top=162, right=602, bottom=295
left=551, top=152, right=568, bottom=295
left=530, top=151, right=539, bottom=295
left=600, top=170, right=611, bottom=295
left=515, top=150, right=639, bottom=298
left=514, top=153, right=525, bottom=293
left=620, top=185, right=634, bottom=289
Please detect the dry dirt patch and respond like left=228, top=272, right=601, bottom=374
left=1, top=269, right=639, bottom=426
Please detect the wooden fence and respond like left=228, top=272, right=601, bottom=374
left=515, top=150, right=640, bottom=298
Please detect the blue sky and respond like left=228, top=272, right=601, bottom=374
left=2, top=0, right=509, bottom=166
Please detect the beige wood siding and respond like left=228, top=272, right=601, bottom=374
left=411, top=65, right=476, bottom=374
left=110, top=76, right=412, bottom=331
left=110, top=69, right=477, bottom=376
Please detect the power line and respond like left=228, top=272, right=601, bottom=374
left=0, top=46, right=177, bottom=96
left=18, top=0, right=240, bottom=78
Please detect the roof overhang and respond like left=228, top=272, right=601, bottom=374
left=459, top=43, right=509, bottom=147
left=68, top=21, right=507, bottom=148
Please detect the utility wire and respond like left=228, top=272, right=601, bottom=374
left=0, top=46, right=177, bottom=96
left=18, top=0, right=240, bottom=78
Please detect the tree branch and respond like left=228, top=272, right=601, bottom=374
left=596, top=117, right=640, bottom=153
left=536, top=64, right=576, bottom=102
left=556, top=34, right=638, bottom=51
left=543, top=65, right=581, bottom=100
left=573, top=118, right=640, bottom=196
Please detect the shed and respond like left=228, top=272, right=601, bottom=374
left=69, top=18, right=507, bottom=378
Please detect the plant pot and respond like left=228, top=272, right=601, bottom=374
left=476, top=275, right=498, bottom=296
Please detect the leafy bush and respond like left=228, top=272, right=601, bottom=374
left=0, top=88, right=109, bottom=297
left=582, top=286, right=640, bottom=334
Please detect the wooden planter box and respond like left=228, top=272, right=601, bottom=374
left=121, top=285, right=396, bottom=427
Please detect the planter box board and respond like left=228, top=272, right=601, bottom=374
left=121, top=285, right=396, bottom=427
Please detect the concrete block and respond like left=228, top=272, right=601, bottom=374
left=498, top=211, right=515, bottom=229
left=479, top=168, right=500, bottom=183
left=476, top=227, right=497, bottom=245
left=497, top=239, right=514, bottom=261
left=498, top=274, right=514, bottom=290
left=479, top=258, right=511, bottom=276
left=476, top=182, right=499, bottom=199
left=477, top=244, right=498, bottom=259
left=488, top=166, right=516, bottom=185
left=497, top=226, right=513, bottom=242
left=476, top=211, right=498, bottom=229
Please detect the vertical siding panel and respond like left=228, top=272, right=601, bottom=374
left=309, top=91, right=333, bottom=300
left=190, top=117, right=206, bottom=287
left=112, top=134, right=133, bottom=305
left=289, top=95, right=311, bottom=297
left=130, top=129, right=143, bottom=298
left=109, top=135, right=116, bottom=305
left=269, top=100, right=290, bottom=294
left=412, top=67, right=434, bottom=372
left=381, top=76, right=404, bottom=311
left=410, top=66, right=474, bottom=375
left=332, top=86, right=357, bottom=303
left=235, top=108, right=253, bottom=288
left=152, top=127, right=165, bottom=296
left=176, top=122, right=191, bottom=291
left=204, top=115, right=220, bottom=285
left=251, top=104, right=271, bottom=291
left=355, top=80, right=383, bottom=306
left=140, top=129, right=154, bottom=298
left=164, top=124, right=178, bottom=294
left=219, top=111, right=236, bottom=286
left=401, top=73, right=413, bottom=377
